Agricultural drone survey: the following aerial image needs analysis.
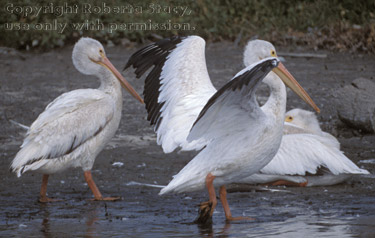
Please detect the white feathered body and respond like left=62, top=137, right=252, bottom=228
left=160, top=72, right=287, bottom=194
left=11, top=75, right=123, bottom=177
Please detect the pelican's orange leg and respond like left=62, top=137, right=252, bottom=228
left=84, top=171, right=120, bottom=201
left=206, top=173, right=218, bottom=217
left=195, top=173, right=218, bottom=224
left=219, top=185, right=254, bottom=221
left=39, top=174, right=60, bottom=203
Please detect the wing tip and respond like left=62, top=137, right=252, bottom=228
left=125, top=36, right=187, bottom=128
left=9, top=166, right=22, bottom=177
left=158, top=187, right=169, bottom=195
left=359, top=168, right=370, bottom=175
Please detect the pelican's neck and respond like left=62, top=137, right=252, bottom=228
left=98, top=68, right=122, bottom=99
left=261, top=72, right=287, bottom=123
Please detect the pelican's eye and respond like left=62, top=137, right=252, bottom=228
left=99, top=49, right=105, bottom=57
left=271, top=50, right=276, bottom=57
left=285, top=116, right=293, bottom=122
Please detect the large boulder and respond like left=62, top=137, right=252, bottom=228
left=335, top=78, right=375, bottom=133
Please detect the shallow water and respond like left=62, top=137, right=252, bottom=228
left=2, top=186, right=374, bottom=237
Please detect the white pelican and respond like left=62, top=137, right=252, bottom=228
left=10, top=37, right=144, bottom=202
left=126, top=36, right=319, bottom=222
left=237, top=108, right=370, bottom=187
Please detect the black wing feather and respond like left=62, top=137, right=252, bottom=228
left=125, top=36, right=184, bottom=130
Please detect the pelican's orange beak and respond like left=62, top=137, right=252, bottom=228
left=91, top=53, right=144, bottom=104
left=272, top=62, right=320, bottom=113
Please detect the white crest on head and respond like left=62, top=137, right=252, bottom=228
left=72, top=37, right=105, bottom=75
left=243, top=39, right=277, bottom=67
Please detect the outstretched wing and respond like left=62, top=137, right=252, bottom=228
left=125, top=36, right=216, bottom=153
left=260, top=133, right=369, bottom=175
left=188, top=58, right=279, bottom=142
left=11, top=89, right=115, bottom=176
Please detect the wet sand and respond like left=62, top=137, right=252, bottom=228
left=1, top=42, right=374, bottom=237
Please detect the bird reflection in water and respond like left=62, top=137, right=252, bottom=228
left=39, top=203, right=101, bottom=238
left=197, top=221, right=232, bottom=238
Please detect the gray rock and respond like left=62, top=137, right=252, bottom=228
left=335, top=78, right=375, bottom=133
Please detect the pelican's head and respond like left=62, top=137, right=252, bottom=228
left=285, top=108, right=322, bottom=133
left=72, top=37, right=106, bottom=75
left=244, top=39, right=320, bottom=113
left=243, top=40, right=277, bottom=67
left=72, top=37, right=143, bottom=103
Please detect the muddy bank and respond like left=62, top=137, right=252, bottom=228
left=0, top=42, right=375, bottom=237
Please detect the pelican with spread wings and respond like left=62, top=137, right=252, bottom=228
left=126, top=36, right=319, bottom=222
